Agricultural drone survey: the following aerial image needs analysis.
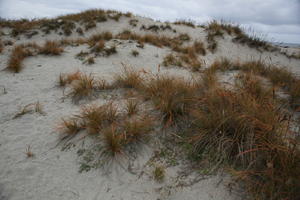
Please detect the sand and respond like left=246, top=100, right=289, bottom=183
left=0, top=13, right=299, bottom=200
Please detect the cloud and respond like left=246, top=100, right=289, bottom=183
left=0, top=0, right=299, bottom=43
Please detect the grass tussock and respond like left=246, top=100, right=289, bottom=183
left=113, top=66, right=143, bottom=89
left=174, top=20, right=195, bottom=28
left=39, top=41, right=63, bottom=55
left=125, top=99, right=139, bottom=116
left=7, top=46, right=29, bottom=73
left=68, top=73, right=96, bottom=102
left=142, top=75, right=196, bottom=125
left=188, top=71, right=299, bottom=199
left=58, top=71, right=82, bottom=87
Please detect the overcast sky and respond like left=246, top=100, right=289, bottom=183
left=1, top=0, right=299, bottom=43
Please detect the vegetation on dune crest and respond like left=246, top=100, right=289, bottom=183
left=57, top=62, right=300, bottom=199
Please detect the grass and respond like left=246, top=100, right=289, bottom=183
left=25, top=145, right=34, bottom=158
left=13, top=101, right=44, bottom=119
left=122, top=116, right=153, bottom=143
left=153, top=165, right=165, bottom=182
left=101, top=125, right=126, bottom=157
left=162, top=54, right=182, bottom=67
left=142, top=75, right=196, bottom=125
left=113, top=66, right=143, bottom=89
left=68, top=73, right=96, bottom=102
left=58, top=118, right=82, bottom=135
left=39, top=41, right=63, bottom=55
left=84, top=57, right=95, bottom=65
left=79, top=103, right=118, bottom=134
left=7, top=46, right=29, bottom=73
left=174, top=20, right=195, bottom=28
left=125, top=99, right=139, bottom=116
left=58, top=71, right=82, bottom=87
left=131, top=50, right=139, bottom=57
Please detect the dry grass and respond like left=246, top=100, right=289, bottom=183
left=125, top=99, right=139, bottom=116
left=174, top=20, right=195, bottom=28
left=122, top=116, right=153, bottom=144
left=131, top=50, right=139, bottom=57
left=79, top=103, right=118, bottom=134
left=153, top=165, right=165, bottom=182
left=113, top=66, right=143, bottom=89
left=187, top=70, right=300, bottom=199
left=7, top=46, right=29, bottom=73
left=162, top=54, right=183, bottom=67
left=90, top=40, right=105, bottom=53
left=84, top=57, right=95, bottom=65
left=58, top=71, right=82, bottom=87
left=39, top=41, right=63, bottom=55
left=142, top=75, right=196, bottom=125
left=58, top=118, right=82, bottom=135
left=25, top=145, right=34, bottom=158
left=68, top=73, right=96, bottom=102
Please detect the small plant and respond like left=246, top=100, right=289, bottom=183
left=125, top=99, right=139, bottom=116
left=25, top=145, right=34, bottom=158
left=7, top=45, right=30, bottom=73
left=103, top=45, right=117, bottom=56
left=90, top=40, right=105, bottom=53
left=101, top=125, right=125, bottom=157
left=75, top=51, right=89, bottom=60
left=79, top=103, right=118, bottom=134
left=122, top=116, right=153, bottom=144
left=113, top=66, right=143, bottom=89
left=68, top=73, right=96, bottom=102
left=58, top=118, right=81, bottom=135
left=84, top=21, right=96, bottom=30
left=58, top=71, right=82, bottom=87
left=162, top=54, right=182, bottom=67
left=39, top=41, right=63, bottom=55
left=76, top=27, right=84, bottom=35
left=153, top=165, right=165, bottom=182
left=131, top=50, right=139, bottom=57
left=84, top=57, right=95, bottom=65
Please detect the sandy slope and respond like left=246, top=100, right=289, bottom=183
left=0, top=14, right=299, bottom=200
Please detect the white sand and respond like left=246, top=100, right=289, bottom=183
left=0, top=14, right=299, bottom=200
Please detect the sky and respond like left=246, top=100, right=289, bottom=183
left=0, top=0, right=299, bottom=44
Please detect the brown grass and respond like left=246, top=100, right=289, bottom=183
left=58, top=71, right=82, bottom=87
left=58, top=118, right=82, bottom=135
left=79, top=103, right=118, bottom=134
left=39, top=41, right=63, bottom=55
left=68, top=73, right=96, bottom=102
left=7, top=45, right=32, bottom=73
left=122, top=116, right=153, bottom=144
left=113, top=66, right=143, bottom=89
left=125, top=99, right=139, bottom=116
left=174, top=20, right=195, bottom=28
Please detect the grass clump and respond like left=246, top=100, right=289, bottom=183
left=153, top=165, right=165, bottom=182
left=7, top=46, right=30, bottom=73
left=174, top=20, right=195, bottom=28
left=131, top=50, right=139, bottom=57
left=113, top=66, right=143, bottom=89
left=162, top=54, right=182, bottom=67
left=125, top=99, right=139, bottom=116
left=39, top=41, right=63, bottom=55
left=68, top=73, right=96, bottom=102
left=79, top=103, right=118, bottom=134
